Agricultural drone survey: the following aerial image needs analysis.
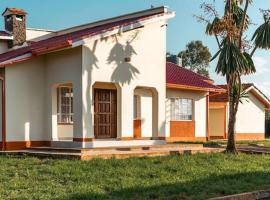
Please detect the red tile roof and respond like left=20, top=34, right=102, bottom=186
left=209, top=84, right=254, bottom=102
left=0, top=7, right=167, bottom=66
left=166, top=62, right=225, bottom=92
left=2, top=8, right=27, bottom=16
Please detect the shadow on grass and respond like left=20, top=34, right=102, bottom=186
left=61, top=171, right=270, bottom=200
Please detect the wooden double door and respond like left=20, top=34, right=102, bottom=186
left=94, top=89, right=117, bottom=139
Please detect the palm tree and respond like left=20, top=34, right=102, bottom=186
left=199, top=0, right=270, bottom=152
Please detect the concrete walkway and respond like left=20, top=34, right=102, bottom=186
left=0, top=144, right=224, bottom=160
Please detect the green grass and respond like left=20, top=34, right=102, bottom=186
left=1, top=154, right=270, bottom=200
left=175, top=139, right=270, bottom=147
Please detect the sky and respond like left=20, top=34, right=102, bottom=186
left=0, top=0, right=270, bottom=96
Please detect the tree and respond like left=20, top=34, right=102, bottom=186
left=197, top=0, right=270, bottom=152
left=178, top=40, right=212, bottom=77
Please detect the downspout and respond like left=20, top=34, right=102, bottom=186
left=1, top=76, right=5, bottom=151
left=206, top=94, right=209, bottom=141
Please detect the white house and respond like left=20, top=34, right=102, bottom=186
left=209, top=84, right=270, bottom=140
left=0, top=7, right=267, bottom=151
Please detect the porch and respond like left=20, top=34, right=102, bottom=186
left=50, top=81, right=166, bottom=148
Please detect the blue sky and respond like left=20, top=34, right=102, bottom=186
left=0, top=0, right=270, bottom=96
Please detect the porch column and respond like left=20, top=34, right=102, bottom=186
left=51, top=85, right=58, bottom=141
left=156, top=88, right=166, bottom=139
left=73, top=78, right=92, bottom=142
left=120, top=86, right=134, bottom=139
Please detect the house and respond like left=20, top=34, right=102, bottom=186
left=0, top=7, right=266, bottom=151
left=165, top=62, right=224, bottom=142
left=209, top=84, right=270, bottom=140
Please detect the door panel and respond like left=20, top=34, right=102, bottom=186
left=94, top=89, right=117, bottom=139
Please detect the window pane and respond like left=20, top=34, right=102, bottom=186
left=57, top=86, right=73, bottom=123
left=170, top=98, right=193, bottom=121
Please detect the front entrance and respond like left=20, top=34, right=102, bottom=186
left=94, top=89, right=117, bottom=139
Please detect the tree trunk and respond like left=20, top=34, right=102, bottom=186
left=226, top=100, right=237, bottom=153
left=226, top=82, right=238, bottom=153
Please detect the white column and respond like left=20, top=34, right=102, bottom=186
left=51, top=85, right=58, bottom=141
left=120, top=86, right=134, bottom=138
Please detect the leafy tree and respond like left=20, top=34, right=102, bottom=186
left=178, top=40, right=212, bottom=77
left=197, top=0, right=270, bottom=152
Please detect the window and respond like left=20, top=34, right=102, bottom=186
left=170, top=98, right=193, bottom=121
left=134, top=95, right=141, bottom=119
left=57, top=86, right=73, bottom=124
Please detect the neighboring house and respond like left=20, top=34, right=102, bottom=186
left=166, top=62, right=224, bottom=142
left=0, top=7, right=267, bottom=151
left=209, top=84, right=270, bottom=140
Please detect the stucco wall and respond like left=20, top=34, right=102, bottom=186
left=166, top=89, right=208, bottom=138
left=5, top=56, right=46, bottom=141
left=5, top=47, right=82, bottom=142
left=81, top=20, right=167, bottom=139
left=134, top=88, right=153, bottom=137
left=235, top=92, right=265, bottom=134
left=45, top=47, right=82, bottom=140
left=57, top=125, right=73, bottom=139
left=209, top=108, right=225, bottom=137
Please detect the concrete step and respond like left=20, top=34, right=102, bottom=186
left=27, top=143, right=204, bottom=153
left=20, top=146, right=223, bottom=160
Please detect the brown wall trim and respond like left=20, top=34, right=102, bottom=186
left=5, top=141, right=51, bottom=151
left=73, top=138, right=95, bottom=142
left=170, top=121, right=195, bottom=137
left=209, top=136, right=225, bottom=140
left=166, top=137, right=207, bottom=143
left=134, top=119, right=142, bottom=138
left=235, top=133, right=265, bottom=140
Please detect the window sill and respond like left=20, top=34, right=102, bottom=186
left=58, top=123, right=74, bottom=125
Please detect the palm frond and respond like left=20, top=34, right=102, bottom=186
left=252, top=22, right=270, bottom=49
left=215, top=39, right=255, bottom=76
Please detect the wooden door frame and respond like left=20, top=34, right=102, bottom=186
left=94, top=88, right=117, bottom=139
left=0, top=77, right=6, bottom=151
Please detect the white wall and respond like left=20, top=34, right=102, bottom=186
left=5, top=47, right=82, bottom=142
left=134, top=88, right=153, bottom=137
left=166, top=89, right=208, bottom=137
left=235, top=92, right=265, bottom=134
left=82, top=20, right=167, bottom=139
left=57, top=125, right=73, bottom=139
left=45, top=47, right=82, bottom=141
left=5, top=56, right=46, bottom=141
left=26, top=29, right=55, bottom=42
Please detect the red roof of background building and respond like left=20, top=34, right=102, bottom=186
left=166, top=62, right=225, bottom=92
left=0, top=7, right=166, bottom=66
left=209, top=84, right=254, bottom=102
left=2, top=8, right=27, bottom=16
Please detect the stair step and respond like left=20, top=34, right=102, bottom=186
left=20, top=147, right=223, bottom=160
left=27, top=143, right=204, bottom=153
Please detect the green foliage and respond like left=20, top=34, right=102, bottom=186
left=178, top=40, right=211, bottom=77
left=1, top=154, right=270, bottom=199
left=213, top=39, right=256, bottom=76
left=252, top=22, right=270, bottom=49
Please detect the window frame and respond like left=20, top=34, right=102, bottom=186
left=133, top=95, right=141, bottom=120
left=170, top=98, right=194, bottom=121
left=57, top=86, right=74, bottom=125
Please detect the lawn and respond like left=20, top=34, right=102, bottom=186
left=175, top=139, right=270, bottom=147
left=1, top=153, right=270, bottom=200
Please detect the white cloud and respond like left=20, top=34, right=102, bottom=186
left=253, top=56, right=270, bottom=74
